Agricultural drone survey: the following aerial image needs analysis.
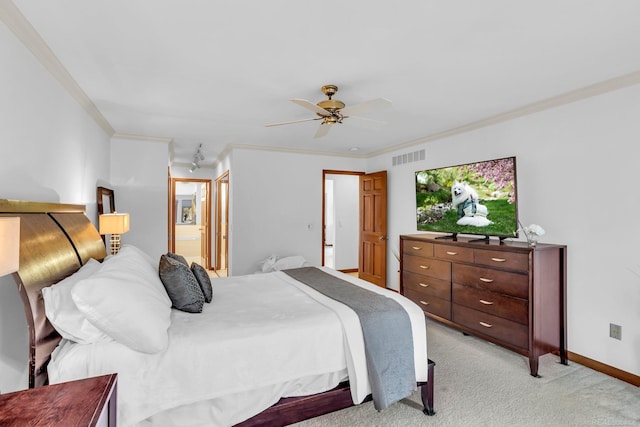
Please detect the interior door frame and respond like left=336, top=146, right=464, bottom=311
left=169, top=177, right=212, bottom=269
left=321, top=170, right=364, bottom=269
left=214, top=170, right=229, bottom=272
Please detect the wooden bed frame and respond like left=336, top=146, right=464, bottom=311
left=1, top=199, right=435, bottom=425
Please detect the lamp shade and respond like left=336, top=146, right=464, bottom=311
left=99, top=213, right=130, bottom=235
left=0, top=217, right=20, bottom=276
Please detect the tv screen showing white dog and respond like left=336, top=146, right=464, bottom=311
left=415, top=156, right=518, bottom=238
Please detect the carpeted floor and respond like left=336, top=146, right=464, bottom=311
left=291, top=320, right=640, bottom=427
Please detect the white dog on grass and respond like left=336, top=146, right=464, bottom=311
left=451, top=181, right=493, bottom=227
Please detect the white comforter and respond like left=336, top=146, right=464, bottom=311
left=49, top=268, right=427, bottom=426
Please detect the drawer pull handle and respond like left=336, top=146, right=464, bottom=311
left=412, top=246, right=422, bottom=250
left=491, top=257, right=506, bottom=262
left=419, top=265, right=430, bottom=269
left=446, top=251, right=458, bottom=255
left=479, top=321, right=493, bottom=328
left=479, top=277, right=494, bottom=283
left=419, top=300, right=430, bottom=306
left=479, top=299, right=494, bottom=305
left=419, top=283, right=429, bottom=288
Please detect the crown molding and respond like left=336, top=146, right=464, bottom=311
left=111, top=133, right=173, bottom=144
left=368, top=70, right=640, bottom=158
left=0, top=1, right=114, bottom=136
left=217, top=143, right=367, bottom=163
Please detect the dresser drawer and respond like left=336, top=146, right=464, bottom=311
left=434, top=244, right=473, bottom=263
left=453, top=304, right=528, bottom=349
left=404, top=289, right=451, bottom=319
left=403, top=271, right=451, bottom=300
left=452, top=283, right=528, bottom=325
left=404, top=254, right=451, bottom=281
left=402, top=240, right=433, bottom=257
left=452, top=263, right=528, bottom=299
left=474, top=249, right=529, bottom=272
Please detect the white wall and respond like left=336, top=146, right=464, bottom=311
left=332, top=174, right=359, bottom=270
left=0, top=23, right=111, bottom=392
left=368, top=84, right=640, bottom=377
left=324, top=179, right=335, bottom=246
left=110, top=137, right=169, bottom=263
left=229, top=149, right=365, bottom=275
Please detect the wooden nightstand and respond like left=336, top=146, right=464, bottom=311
left=0, top=373, right=117, bottom=426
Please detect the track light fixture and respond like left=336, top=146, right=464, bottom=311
left=189, top=144, right=205, bottom=173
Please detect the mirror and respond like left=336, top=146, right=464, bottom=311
left=175, top=182, right=198, bottom=225
left=97, top=186, right=115, bottom=215
left=97, top=186, right=115, bottom=244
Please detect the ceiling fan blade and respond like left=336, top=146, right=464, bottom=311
left=343, top=115, right=387, bottom=131
left=340, top=98, right=392, bottom=116
left=314, top=123, right=332, bottom=138
left=290, top=98, right=331, bottom=116
left=265, top=117, right=323, bottom=127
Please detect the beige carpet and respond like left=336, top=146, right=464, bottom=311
left=291, top=321, right=640, bottom=427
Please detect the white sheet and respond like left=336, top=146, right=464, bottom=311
left=49, top=269, right=427, bottom=426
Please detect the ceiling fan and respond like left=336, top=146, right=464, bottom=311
left=265, top=84, right=392, bottom=138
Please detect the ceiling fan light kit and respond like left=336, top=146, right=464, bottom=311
left=265, top=84, right=391, bottom=138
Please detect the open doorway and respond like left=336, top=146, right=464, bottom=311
left=215, top=171, right=229, bottom=277
left=170, top=178, right=212, bottom=268
left=322, top=170, right=363, bottom=272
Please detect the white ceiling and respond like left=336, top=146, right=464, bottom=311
left=7, top=1, right=640, bottom=167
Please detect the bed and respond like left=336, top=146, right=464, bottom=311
left=1, top=199, right=435, bottom=426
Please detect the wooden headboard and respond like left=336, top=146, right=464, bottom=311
left=0, top=199, right=106, bottom=388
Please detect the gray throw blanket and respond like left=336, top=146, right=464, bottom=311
left=283, top=267, right=415, bottom=410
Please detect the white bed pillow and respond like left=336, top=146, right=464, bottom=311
left=120, top=244, right=158, bottom=268
left=42, top=258, right=112, bottom=344
left=272, top=255, right=309, bottom=271
left=260, top=255, right=309, bottom=273
left=71, top=245, right=172, bottom=354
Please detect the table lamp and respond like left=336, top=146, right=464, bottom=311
left=0, top=217, right=20, bottom=277
left=99, top=213, right=130, bottom=255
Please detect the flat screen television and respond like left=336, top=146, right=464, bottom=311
left=415, top=156, right=518, bottom=240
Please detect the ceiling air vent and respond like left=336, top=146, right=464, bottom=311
left=392, top=149, right=425, bottom=166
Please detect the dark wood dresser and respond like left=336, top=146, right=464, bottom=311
left=0, top=374, right=117, bottom=426
left=400, top=234, right=567, bottom=377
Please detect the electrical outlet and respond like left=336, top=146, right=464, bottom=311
left=609, top=323, right=622, bottom=340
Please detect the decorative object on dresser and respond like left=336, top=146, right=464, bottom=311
left=518, top=222, right=545, bottom=247
left=400, top=234, right=567, bottom=377
left=0, top=373, right=117, bottom=427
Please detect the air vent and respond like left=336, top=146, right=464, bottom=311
left=392, top=149, right=425, bottom=166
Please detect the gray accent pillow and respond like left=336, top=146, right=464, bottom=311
left=166, top=252, right=188, bottom=265
left=158, top=254, right=204, bottom=313
left=191, top=262, right=213, bottom=303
